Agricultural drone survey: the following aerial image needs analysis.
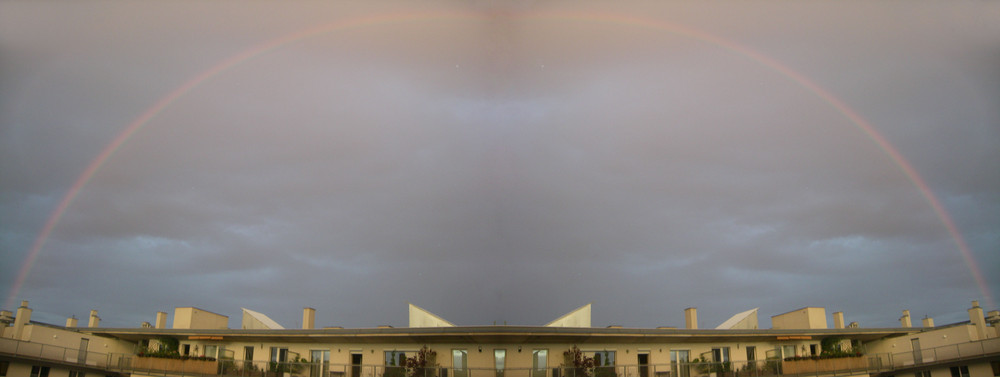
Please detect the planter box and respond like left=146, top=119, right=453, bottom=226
left=134, top=356, right=218, bottom=375
left=782, top=357, right=866, bottom=375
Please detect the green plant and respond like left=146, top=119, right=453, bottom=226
left=157, top=337, right=180, bottom=353
left=690, top=357, right=730, bottom=375
left=820, top=337, right=843, bottom=354
left=385, top=353, right=406, bottom=377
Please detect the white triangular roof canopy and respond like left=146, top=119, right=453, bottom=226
left=408, top=303, right=456, bottom=328
left=716, top=308, right=759, bottom=330
left=241, top=307, right=285, bottom=330
left=545, top=303, right=592, bottom=328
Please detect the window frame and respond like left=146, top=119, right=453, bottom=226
left=711, top=347, right=730, bottom=363
left=271, top=347, right=289, bottom=363
left=30, top=366, right=50, bottom=377
left=950, top=365, right=970, bottom=377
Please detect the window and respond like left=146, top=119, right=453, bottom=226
left=593, top=351, right=616, bottom=366
left=781, top=346, right=796, bottom=359
left=670, top=350, right=690, bottom=377
left=244, top=346, right=255, bottom=370
left=0, top=361, right=7, bottom=377
left=950, top=366, right=970, bottom=377
left=386, top=351, right=407, bottom=366
left=992, top=360, right=1000, bottom=377
left=205, top=345, right=218, bottom=358
left=30, top=366, right=50, bottom=377
left=592, top=351, right=616, bottom=377
left=271, top=347, right=289, bottom=363
left=495, top=349, right=506, bottom=377
left=312, top=350, right=331, bottom=377
left=533, top=349, right=548, bottom=377
left=746, top=346, right=756, bottom=361
left=914, top=371, right=930, bottom=377
left=453, top=350, right=468, bottom=377
left=711, top=348, right=730, bottom=363
left=70, top=372, right=86, bottom=377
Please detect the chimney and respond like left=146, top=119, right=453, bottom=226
left=66, top=316, right=78, bottom=327
left=303, top=307, right=316, bottom=329
left=969, top=301, right=986, bottom=340
left=922, top=316, right=934, bottom=328
left=88, top=310, right=100, bottom=328
left=0, top=310, right=13, bottom=326
left=685, top=307, right=698, bottom=329
left=900, top=310, right=912, bottom=327
left=155, top=311, right=168, bottom=329
left=13, top=301, right=31, bottom=340
left=848, top=322, right=859, bottom=328
left=833, top=312, right=845, bottom=329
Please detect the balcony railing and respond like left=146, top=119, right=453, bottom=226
left=886, top=336, right=1000, bottom=368
left=0, top=336, right=110, bottom=368
left=3, top=335, right=999, bottom=377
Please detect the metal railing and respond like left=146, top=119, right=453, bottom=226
left=0, top=336, right=110, bottom=368
left=888, top=336, right=1000, bottom=368
left=4, top=336, right=999, bottom=377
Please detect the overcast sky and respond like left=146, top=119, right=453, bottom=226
left=1, top=1, right=998, bottom=331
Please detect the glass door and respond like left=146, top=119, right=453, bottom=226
left=312, top=350, right=331, bottom=377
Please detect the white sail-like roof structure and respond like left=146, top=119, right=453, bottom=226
left=716, top=308, right=759, bottom=330
left=241, top=307, right=285, bottom=330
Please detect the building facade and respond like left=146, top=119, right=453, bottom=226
left=1, top=301, right=998, bottom=377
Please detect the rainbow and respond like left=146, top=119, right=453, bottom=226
left=5, top=9, right=991, bottom=311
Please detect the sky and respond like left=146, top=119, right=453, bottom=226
left=1, top=0, right=998, bottom=331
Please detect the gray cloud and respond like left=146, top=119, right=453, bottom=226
left=2, top=0, right=998, bottom=331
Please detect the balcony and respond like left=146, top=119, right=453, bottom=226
left=0, top=336, right=111, bottom=368
left=881, top=336, right=1000, bottom=369
left=3, top=336, right=998, bottom=377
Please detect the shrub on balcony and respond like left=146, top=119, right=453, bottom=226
left=563, top=346, right=596, bottom=377
left=690, top=357, right=731, bottom=375
left=404, top=346, right=438, bottom=377
left=783, top=350, right=862, bottom=362
left=136, top=348, right=216, bottom=361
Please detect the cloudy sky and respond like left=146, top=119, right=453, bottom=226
left=1, top=1, right=998, bottom=330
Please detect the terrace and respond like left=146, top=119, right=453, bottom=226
left=2, top=335, right=999, bottom=377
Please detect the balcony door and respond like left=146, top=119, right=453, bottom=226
left=637, top=353, right=649, bottom=377
left=312, top=350, right=330, bottom=377
left=78, top=338, right=89, bottom=364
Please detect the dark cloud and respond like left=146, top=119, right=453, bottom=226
left=2, top=0, right=998, bottom=331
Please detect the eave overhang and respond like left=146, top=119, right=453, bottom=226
left=82, top=326, right=921, bottom=344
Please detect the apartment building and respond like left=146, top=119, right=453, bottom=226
left=1, top=301, right=997, bottom=377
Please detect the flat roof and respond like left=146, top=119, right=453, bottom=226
left=81, top=325, right=921, bottom=344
